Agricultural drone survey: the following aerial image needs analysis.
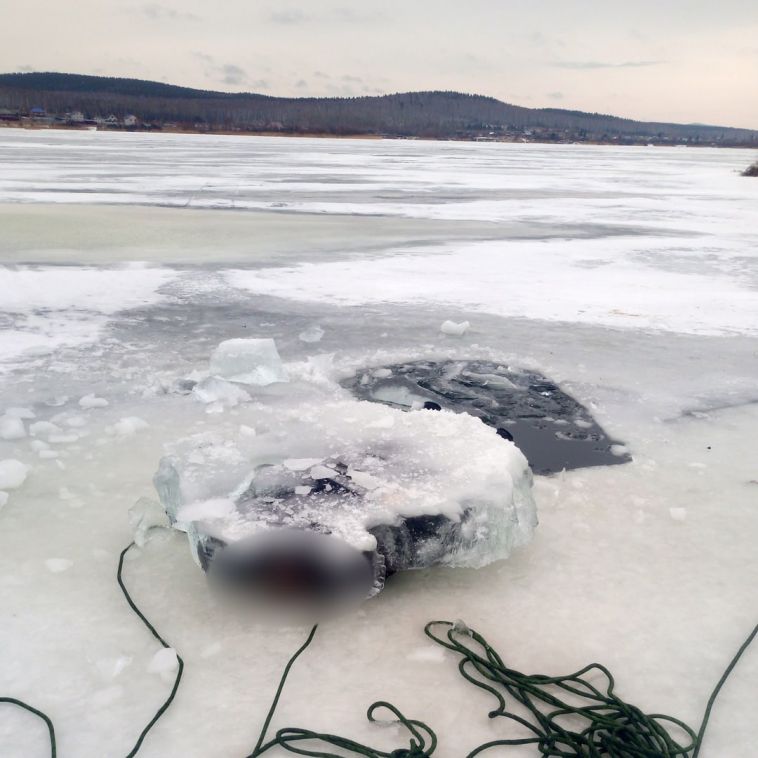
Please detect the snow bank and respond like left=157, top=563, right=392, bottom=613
left=225, top=235, right=758, bottom=337
left=0, top=265, right=175, bottom=372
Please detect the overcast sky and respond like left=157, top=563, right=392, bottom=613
left=1, top=0, right=757, bottom=128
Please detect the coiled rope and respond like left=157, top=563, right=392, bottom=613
left=1, top=542, right=755, bottom=757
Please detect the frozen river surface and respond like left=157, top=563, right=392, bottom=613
left=0, top=129, right=757, bottom=756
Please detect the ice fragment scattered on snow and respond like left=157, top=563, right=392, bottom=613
left=5, top=407, right=35, bottom=419
left=128, top=497, right=170, bottom=546
left=192, top=376, right=251, bottom=407
left=298, top=325, right=325, bottom=343
left=109, top=417, right=149, bottom=437
left=79, top=394, right=109, bottom=409
left=29, top=421, right=62, bottom=438
left=45, top=559, right=73, bottom=573
left=0, top=459, right=30, bottom=490
left=0, top=415, right=26, bottom=440
left=440, top=320, right=470, bottom=336
left=209, top=338, right=288, bottom=386
left=147, top=648, right=179, bottom=681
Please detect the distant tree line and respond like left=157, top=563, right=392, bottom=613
left=1, top=72, right=756, bottom=145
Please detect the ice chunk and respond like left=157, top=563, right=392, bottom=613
left=177, top=498, right=237, bottom=522
left=79, top=394, right=109, bottom=409
left=95, top=655, right=132, bottom=680
left=154, top=398, right=537, bottom=598
left=406, top=646, right=446, bottom=663
left=147, top=648, right=179, bottom=681
left=0, top=415, right=26, bottom=440
left=5, top=407, right=35, bottom=419
left=284, top=458, right=323, bottom=471
left=45, top=559, right=73, bottom=573
left=298, top=325, right=325, bottom=343
left=29, top=421, right=62, bottom=438
left=192, top=376, right=251, bottom=407
left=49, top=432, right=80, bottom=444
left=209, top=338, right=288, bottom=386
left=108, top=417, right=149, bottom=437
left=128, top=497, right=170, bottom=547
left=440, top=320, right=470, bottom=336
left=0, top=459, right=30, bottom=490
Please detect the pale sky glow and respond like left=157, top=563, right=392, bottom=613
left=1, top=0, right=757, bottom=128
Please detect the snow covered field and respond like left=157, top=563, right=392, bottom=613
left=1, top=128, right=757, bottom=756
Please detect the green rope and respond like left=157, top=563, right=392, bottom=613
left=425, top=620, right=697, bottom=757
left=116, top=542, right=185, bottom=757
left=1, top=542, right=755, bottom=758
left=0, top=541, right=183, bottom=758
left=248, top=619, right=756, bottom=758
left=247, top=624, right=437, bottom=758
left=0, top=697, right=56, bottom=758
left=691, top=622, right=758, bottom=758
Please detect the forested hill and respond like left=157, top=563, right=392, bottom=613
left=1, top=71, right=756, bottom=146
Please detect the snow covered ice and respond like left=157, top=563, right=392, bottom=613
left=0, top=129, right=757, bottom=757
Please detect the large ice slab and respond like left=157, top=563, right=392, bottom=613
left=209, top=338, right=288, bottom=386
left=154, top=397, right=537, bottom=598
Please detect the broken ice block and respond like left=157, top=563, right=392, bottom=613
left=209, top=338, right=288, bottom=386
left=440, top=320, right=470, bottom=336
left=0, top=459, right=30, bottom=490
left=154, top=399, right=537, bottom=602
left=192, top=376, right=251, bottom=407
left=0, top=415, right=26, bottom=440
left=298, top=325, right=325, bottom=343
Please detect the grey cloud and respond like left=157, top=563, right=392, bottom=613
left=142, top=3, right=199, bottom=21
left=268, top=9, right=309, bottom=24
left=220, top=64, right=248, bottom=85
left=193, top=58, right=267, bottom=90
left=192, top=51, right=215, bottom=63
left=547, top=91, right=564, bottom=100
left=552, top=60, right=663, bottom=69
left=266, top=6, right=386, bottom=25
left=332, top=7, right=386, bottom=23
